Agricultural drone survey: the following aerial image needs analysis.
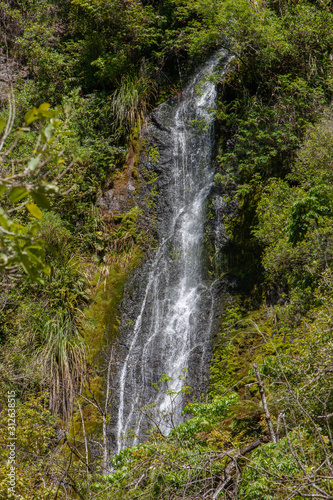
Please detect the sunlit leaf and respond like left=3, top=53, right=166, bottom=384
left=38, top=103, right=51, bottom=112
left=39, top=110, right=56, bottom=119
left=24, top=107, right=38, bottom=125
left=27, top=203, right=43, bottom=220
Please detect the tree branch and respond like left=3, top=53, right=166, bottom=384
left=253, top=362, right=277, bottom=443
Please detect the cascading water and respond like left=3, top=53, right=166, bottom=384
left=115, top=52, right=230, bottom=451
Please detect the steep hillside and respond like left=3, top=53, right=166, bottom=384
left=1, top=0, right=333, bottom=498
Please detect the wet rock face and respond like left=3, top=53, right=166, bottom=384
left=106, top=52, right=235, bottom=453
left=95, top=102, right=177, bottom=223
left=144, top=101, right=179, bottom=230
left=204, top=181, right=239, bottom=279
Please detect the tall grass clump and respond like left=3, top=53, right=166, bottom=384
left=39, top=313, right=86, bottom=416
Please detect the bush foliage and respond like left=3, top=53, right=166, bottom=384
left=1, top=0, right=333, bottom=497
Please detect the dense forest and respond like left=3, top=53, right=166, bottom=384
left=1, top=0, right=333, bottom=498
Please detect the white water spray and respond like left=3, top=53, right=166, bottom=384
left=116, top=52, right=230, bottom=451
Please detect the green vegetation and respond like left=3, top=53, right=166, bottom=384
left=1, top=0, right=333, bottom=497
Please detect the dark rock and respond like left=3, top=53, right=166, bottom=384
left=96, top=179, right=136, bottom=215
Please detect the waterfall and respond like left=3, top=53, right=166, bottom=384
left=115, top=52, right=230, bottom=452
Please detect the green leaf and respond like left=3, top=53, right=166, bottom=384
left=0, top=117, right=6, bottom=132
left=43, top=123, right=55, bottom=141
left=29, top=222, right=39, bottom=236
left=28, top=157, right=40, bottom=171
left=9, top=187, right=29, bottom=203
left=25, top=249, right=43, bottom=265
left=24, top=107, right=38, bottom=125
left=30, top=191, right=50, bottom=209
left=23, top=245, right=43, bottom=254
left=43, top=265, right=51, bottom=276
left=0, top=214, right=9, bottom=230
left=0, top=253, right=8, bottom=265
left=27, top=203, right=43, bottom=220
left=0, top=184, right=6, bottom=197
left=19, top=254, right=31, bottom=275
